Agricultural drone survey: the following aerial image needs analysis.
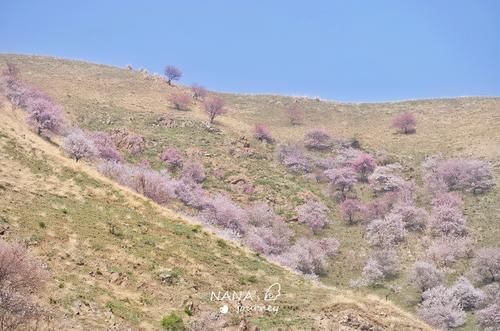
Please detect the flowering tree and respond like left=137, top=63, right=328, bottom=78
left=351, top=153, right=376, bottom=181
left=426, top=237, right=472, bottom=267
left=304, top=128, right=332, bottom=150
left=254, top=124, right=274, bottom=143
left=90, top=131, right=122, bottom=161
left=319, top=238, right=340, bottom=257
left=472, top=248, right=500, bottom=283
left=368, top=165, right=408, bottom=193
left=339, top=198, right=365, bottom=225
left=361, top=249, right=399, bottom=285
left=278, top=238, right=328, bottom=275
left=429, top=203, right=467, bottom=237
left=276, top=143, right=312, bottom=173
left=409, top=261, right=443, bottom=292
left=366, top=214, right=406, bottom=248
left=476, top=302, right=500, bottom=331
left=25, top=99, right=65, bottom=137
left=297, top=200, right=331, bottom=233
left=169, top=92, right=191, bottom=111
left=0, top=240, right=48, bottom=330
left=190, top=83, right=208, bottom=100
left=245, top=220, right=292, bottom=256
left=324, top=167, right=357, bottom=199
left=450, top=277, right=484, bottom=310
left=164, top=65, right=182, bottom=85
left=203, top=97, right=226, bottom=124
left=417, top=286, right=465, bottom=329
left=159, top=147, right=183, bottom=170
left=63, top=129, right=98, bottom=162
left=390, top=202, right=428, bottom=231
left=391, top=112, right=416, bottom=134
left=200, top=195, right=248, bottom=234
left=436, top=159, right=495, bottom=194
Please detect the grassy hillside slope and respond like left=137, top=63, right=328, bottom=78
left=0, top=60, right=432, bottom=329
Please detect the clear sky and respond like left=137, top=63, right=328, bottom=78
left=1, top=0, right=499, bottom=102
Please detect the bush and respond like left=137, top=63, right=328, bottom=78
left=429, top=203, right=467, bottom=237
left=366, top=214, right=406, bottom=248
left=25, top=98, right=65, bottom=137
left=472, top=248, right=500, bottom=284
left=368, top=165, right=408, bottom=193
left=169, top=92, right=191, bottom=111
left=304, top=128, right=332, bottom=150
left=160, top=147, right=183, bottom=170
left=450, top=277, right=484, bottom=310
left=319, top=237, right=340, bottom=257
left=476, top=303, right=500, bottom=331
left=254, top=124, right=274, bottom=143
left=324, top=167, right=357, bottom=199
left=364, top=192, right=399, bottom=221
left=426, top=237, right=472, bottom=267
left=390, top=202, right=428, bottom=231
left=190, top=83, right=208, bottom=100
left=361, top=249, right=399, bottom=285
left=160, top=312, right=185, bottom=330
left=181, top=160, right=206, bottom=183
left=279, top=238, right=328, bottom=275
left=276, top=143, right=312, bottom=173
left=417, top=286, right=465, bottom=329
left=245, top=220, right=292, bottom=256
left=391, top=112, right=416, bottom=134
left=63, top=129, right=98, bottom=161
left=297, top=200, right=330, bottom=233
left=110, top=129, right=145, bottom=155
left=0, top=240, right=48, bottom=330
left=424, top=157, right=495, bottom=194
left=90, top=131, right=122, bottom=161
left=351, top=153, right=376, bottom=181
left=409, top=261, right=443, bottom=292
left=200, top=195, right=248, bottom=234
left=339, top=198, right=366, bottom=225
left=173, top=178, right=208, bottom=209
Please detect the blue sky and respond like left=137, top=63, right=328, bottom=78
left=1, top=0, right=499, bottom=101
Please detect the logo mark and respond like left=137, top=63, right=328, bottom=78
left=264, top=283, right=281, bottom=301
left=219, top=304, right=229, bottom=314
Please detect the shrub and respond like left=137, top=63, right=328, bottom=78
left=203, top=97, right=226, bottom=124
left=409, top=261, right=443, bottom=292
left=351, top=153, right=376, bottom=181
left=361, top=249, right=399, bottom=285
left=297, top=200, right=330, bottom=233
left=0, top=240, right=48, bottom=330
left=429, top=204, right=467, bottom=237
left=254, top=124, right=274, bottom=143
left=246, top=202, right=277, bottom=227
left=169, top=92, right=191, bottom=111
left=426, top=237, right=472, bottom=267
left=164, top=65, right=182, bottom=85
left=98, top=161, right=176, bottom=204
left=287, top=106, right=304, bottom=125
left=245, top=221, right=292, bottom=256
left=160, top=147, right=183, bottom=170
left=368, top=165, right=408, bottom=193
left=160, top=312, right=185, bottom=330
left=25, top=98, right=65, bottom=137
left=424, top=157, right=495, bottom=194
left=200, top=195, right=248, bottom=234
left=364, top=192, right=399, bottom=221
left=472, top=248, right=500, bottom=283
left=339, top=198, right=366, bottom=225
left=63, top=129, right=98, bottom=161
left=390, top=202, right=428, bottom=231
left=431, top=192, right=464, bottom=210
left=304, top=128, right=332, bottom=150
left=173, top=178, right=208, bottom=209
left=324, top=167, right=357, bottom=199
left=181, top=160, right=206, bottom=183
left=276, top=143, right=311, bottom=173
left=391, top=112, right=416, bottom=134
left=90, top=131, right=122, bottom=161
left=477, top=303, right=500, bottom=331
left=319, top=237, right=340, bottom=257
left=417, top=286, right=465, bottom=329
left=190, top=83, right=208, bottom=100
left=279, top=238, right=328, bottom=275
left=450, top=277, right=484, bottom=310
left=366, top=214, right=406, bottom=248
left=110, top=129, right=145, bottom=155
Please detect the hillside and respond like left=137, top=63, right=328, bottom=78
left=1, top=54, right=499, bottom=330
